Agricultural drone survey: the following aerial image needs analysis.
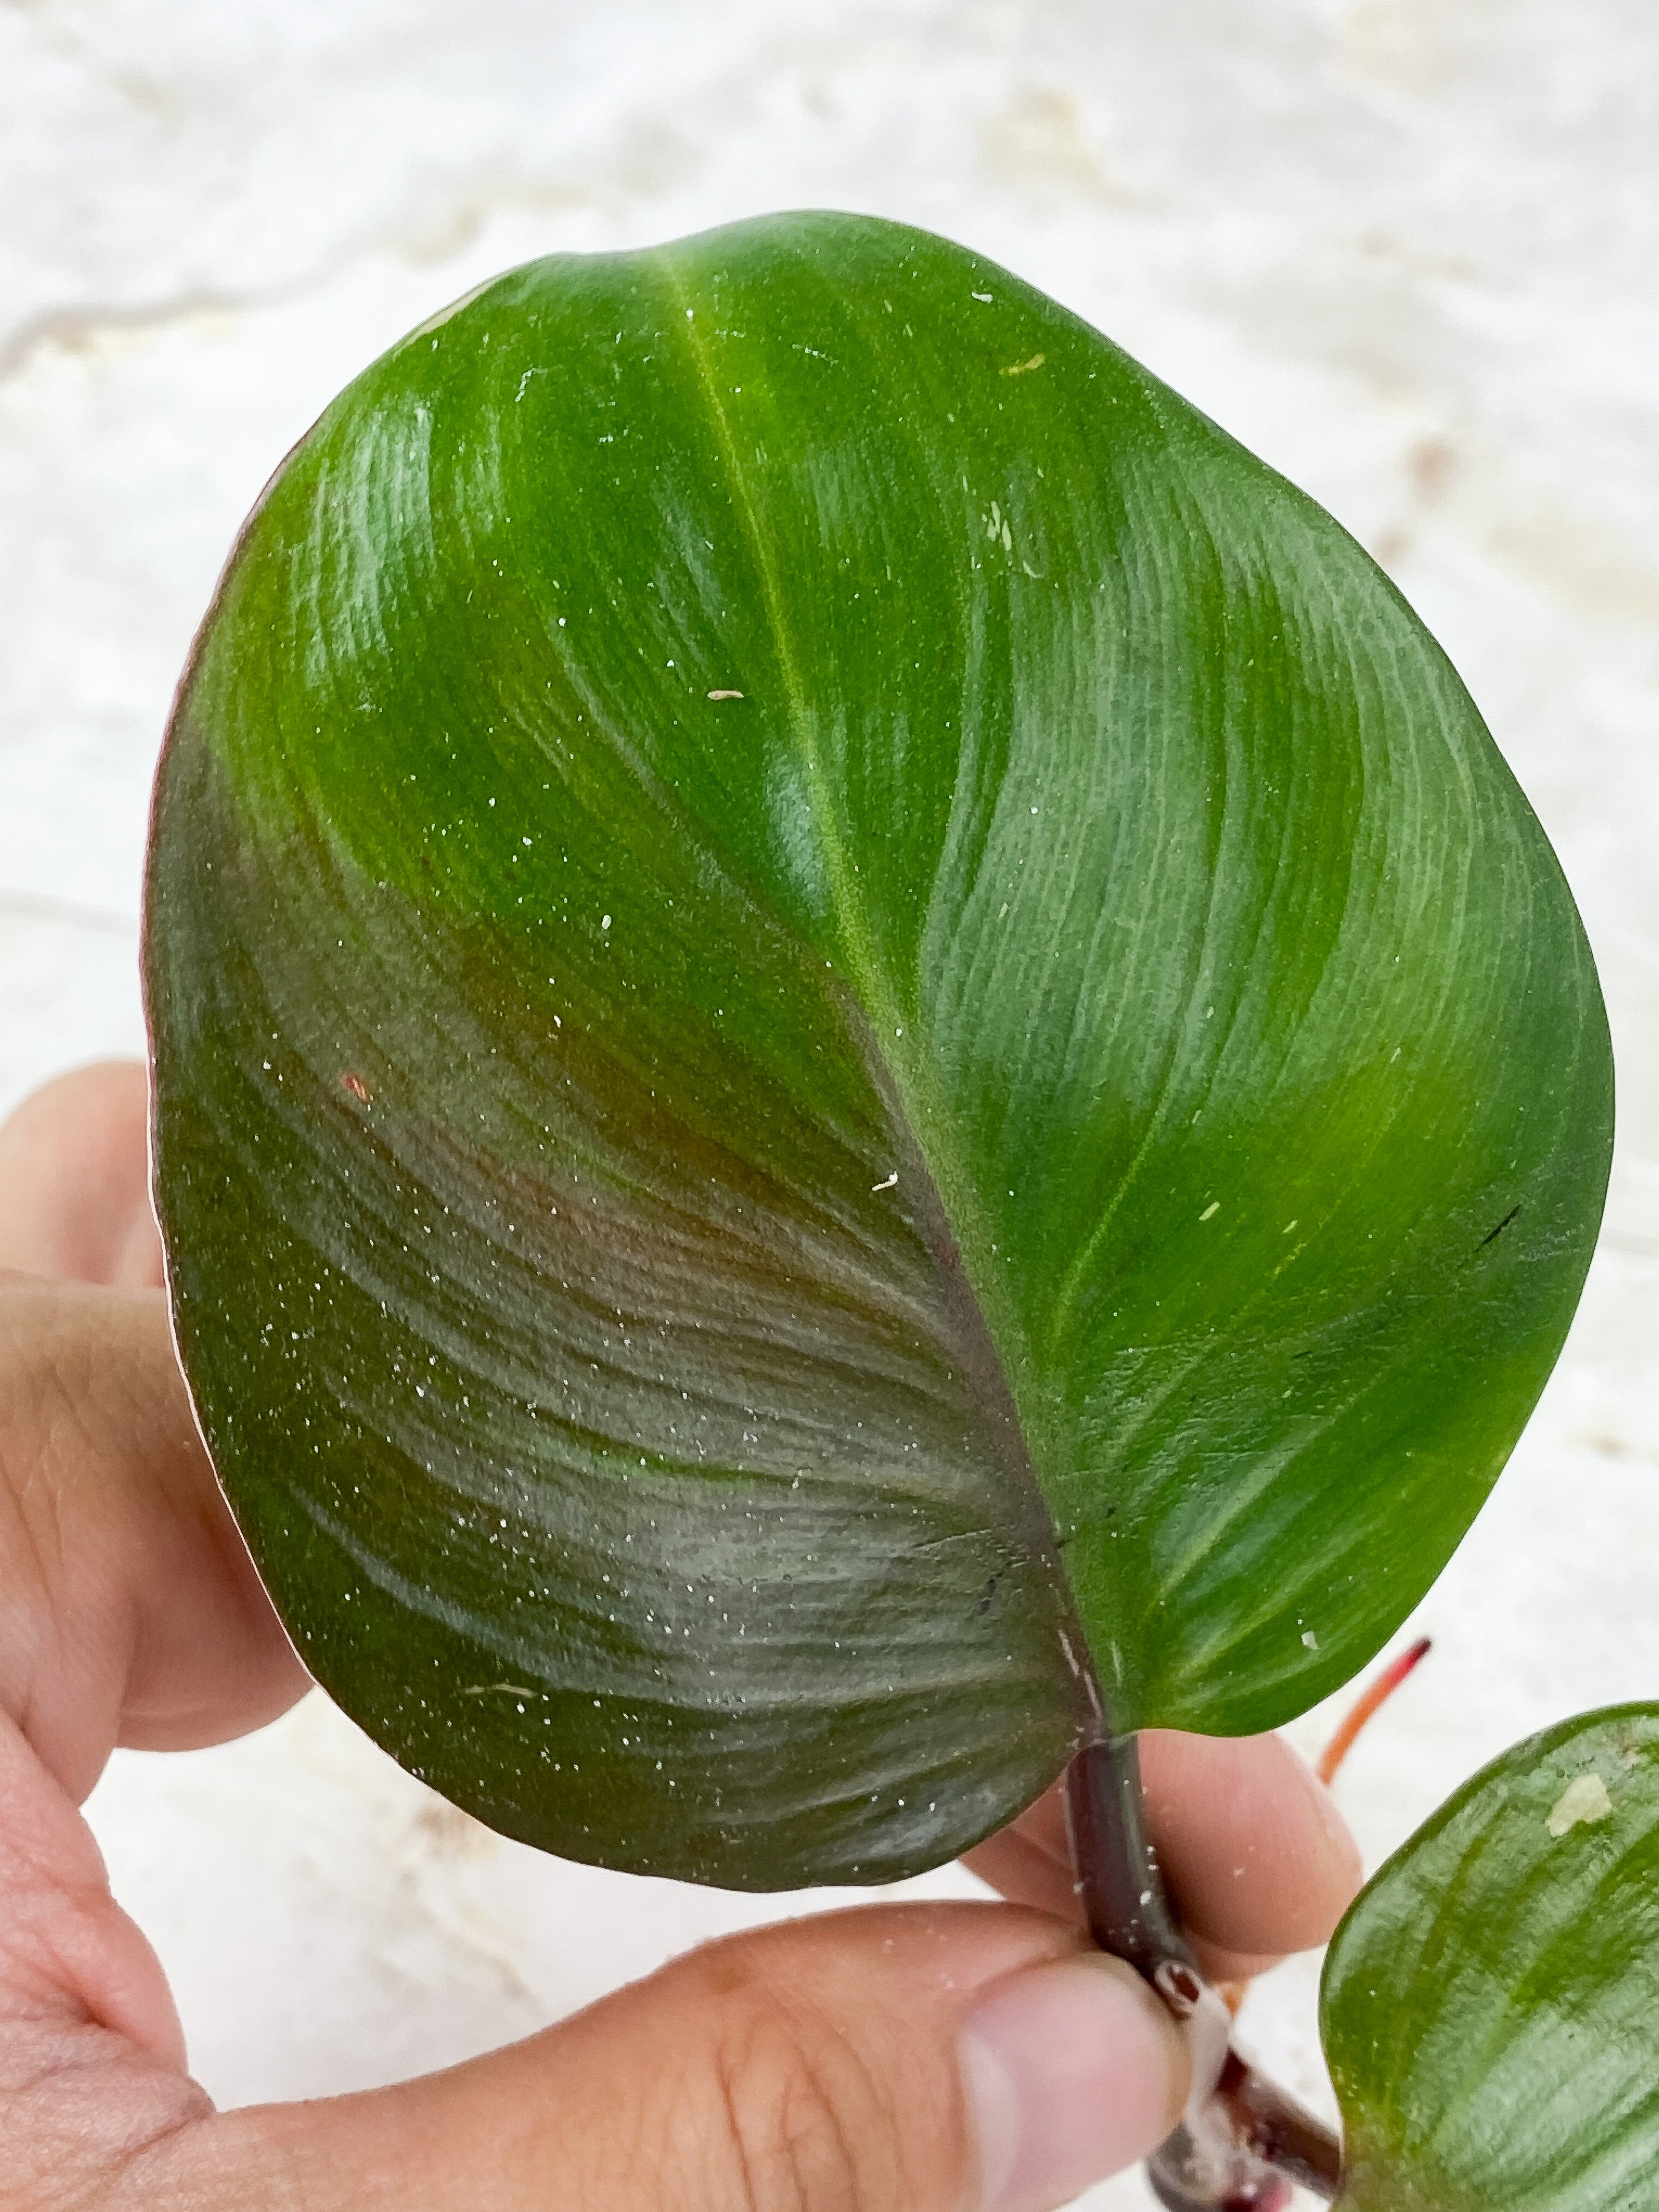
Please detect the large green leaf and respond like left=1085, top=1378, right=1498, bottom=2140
left=144, top=211, right=1610, bottom=1886
left=1323, top=1706, right=1659, bottom=2211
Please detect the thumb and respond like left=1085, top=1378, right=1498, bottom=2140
left=202, top=1902, right=1189, bottom=2212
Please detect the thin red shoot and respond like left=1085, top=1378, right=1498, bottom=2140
left=1317, top=1636, right=1432, bottom=1790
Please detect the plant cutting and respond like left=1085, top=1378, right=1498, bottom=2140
left=143, top=211, right=1621, bottom=2207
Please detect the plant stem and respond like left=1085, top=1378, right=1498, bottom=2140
left=1217, top=2052, right=1343, bottom=2201
left=1065, top=1738, right=1343, bottom=2208
left=1065, top=1735, right=1195, bottom=1981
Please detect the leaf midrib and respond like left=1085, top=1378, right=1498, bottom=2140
left=664, top=250, right=1100, bottom=1727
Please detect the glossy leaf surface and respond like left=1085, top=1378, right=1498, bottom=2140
left=145, top=212, right=1611, bottom=1885
left=1323, top=1706, right=1659, bottom=2212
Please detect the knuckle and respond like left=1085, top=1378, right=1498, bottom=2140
left=0, top=2016, right=209, bottom=2212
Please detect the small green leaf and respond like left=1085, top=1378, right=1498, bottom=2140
left=1323, top=1706, right=1659, bottom=2211
left=144, top=211, right=1610, bottom=1886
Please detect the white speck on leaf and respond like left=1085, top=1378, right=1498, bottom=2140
left=1200, top=1201, right=1220, bottom=1221
left=1302, top=1630, right=1319, bottom=1650
left=871, top=1172, right=898, bottom=1193
left=1548, top=1772, right=1613, bottom=1837
left=707, top=688, right=745, bottom=700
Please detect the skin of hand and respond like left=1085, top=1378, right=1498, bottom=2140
left=0, top=1063, right=1361, bottom=2212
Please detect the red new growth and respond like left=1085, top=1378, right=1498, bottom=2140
left=1318, top=1636, right=1432, bottom=1790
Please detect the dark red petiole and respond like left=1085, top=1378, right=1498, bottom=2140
left=1068, top=1639, right=1434, bottom=2207
left=1066, top=1739, right=1341, bottom=2207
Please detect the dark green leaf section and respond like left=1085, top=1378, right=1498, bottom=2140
left=146, top=211, right=1609, bottom=1885
left=148, top=729, right=1093, bottom=1887
left=1323, top=1706, right=1659, bottom=2212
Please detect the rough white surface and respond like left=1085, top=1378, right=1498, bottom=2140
left=4, top=4, right=1658, bottom=2204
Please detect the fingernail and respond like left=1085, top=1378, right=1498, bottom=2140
left=960, top=1951, right=1189, bottom=2212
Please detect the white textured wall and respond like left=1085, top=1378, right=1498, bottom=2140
left=4, top=4, right=1658, bottom=2203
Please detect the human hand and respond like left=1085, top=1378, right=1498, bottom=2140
left=0, top=1063, right=1360, bottom=2212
